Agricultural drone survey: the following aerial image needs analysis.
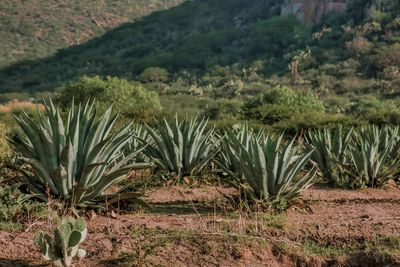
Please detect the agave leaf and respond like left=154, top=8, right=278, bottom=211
left=143, top=115, right=216, bottom=179
left=220, top=126, right=314, bottom=206
left=12, top=99, right=148, bottom=208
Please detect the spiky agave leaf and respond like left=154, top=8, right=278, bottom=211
left=113, top=123, right=152, bottom=168
left=343, top=125, right=400, bottom=188
left=215, top=124, right=265, bottom=177
left=143, top=115, right=216, bottom=179
left=12, top=99, right=150, bottom=208
left=306, top=127, right=353, bottom=186
left=223, top=128, right=314, bottom=206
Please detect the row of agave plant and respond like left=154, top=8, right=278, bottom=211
left=306, top=126, right=400, bottom=189
left=11, top=99, right=400, bottom=213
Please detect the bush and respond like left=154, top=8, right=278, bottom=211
left=243, top=86, right=325, bottom=125
left=0, top=183, right=45, bottom=222
left=273, top=111, right=357, bottom=134
left=0, top=123, right=12, bottom=162
left=139, top=67, right=169, bottom=83
left=346, top=37, right=373, bottom=57
left=377, top=44, right=400, bottom=69
left=58, top=76, right=162, bottom=122
left=322, top=94, right=351, bottom=113
left=347, top=96, right=400, bottom=125
left=203, top=99, right=242, bottom=120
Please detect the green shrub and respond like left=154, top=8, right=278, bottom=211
left=249, top=104, right=302, bottom=125
left=243, top=86, right=325, bottom=125
left=377, top=44, right=400, bottom=69
left=139, top=67, right=169, bottom=83
left=347, top=97, right=400, bottom=125
left=58, top=76, right=162, bottom=122
left=0, top=183, right=45, bottom=222
left=0, top=123, right=12, bottom=161
left=203, top=99, right=242, bottom=121
left=322, top=94, right=350, bottom=113
left=273, top=111, right=358, bottom=134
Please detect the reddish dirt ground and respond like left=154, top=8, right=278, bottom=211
left=288, top=183, right=400, bottom=245
left=1, top=184, right=400, bottom=266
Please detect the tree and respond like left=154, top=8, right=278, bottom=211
left=139, top=67, right=169, bottom=83
left=139, top=67, right=170, bottom=92
left=345, top=36, right=372, bottom=57
left=242, top=86, right=325, bottom=124
left=58, top=76, right=162, bottom=121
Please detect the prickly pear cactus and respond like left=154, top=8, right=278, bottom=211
left=34, top=217, right=87, bottom=267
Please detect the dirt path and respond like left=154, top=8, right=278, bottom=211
left=1, top=184, right=400, bottom=266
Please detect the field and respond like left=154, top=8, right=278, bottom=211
left=2, top=183, right=400, bottom=267
left=1, top=100, right=400, bottom=267
left=0, top=1, right=399, bottom=266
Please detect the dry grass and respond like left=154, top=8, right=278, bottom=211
left=0, top=100, right=45, bottom=114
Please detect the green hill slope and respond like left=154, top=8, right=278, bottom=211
left=0, top=0, right=398, bottom=95
left=0, top=0, right=183, bottom=67
left=0, top=0, right=283, bottom=91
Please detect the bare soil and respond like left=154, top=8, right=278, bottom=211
left=1, top=184, right=400, bottom=267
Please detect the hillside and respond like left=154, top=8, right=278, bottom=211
left=0, top=0, right=398, bottom=100
left=0, top=0, right=183, bottom=67
left=0, top=0, right=285, bottom=91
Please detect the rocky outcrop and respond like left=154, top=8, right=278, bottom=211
left=281, top=0, right=347, bottom=25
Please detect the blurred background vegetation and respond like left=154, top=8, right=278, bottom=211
left=0, top=0, right=398, bottom=132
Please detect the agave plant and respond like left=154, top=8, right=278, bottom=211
left=12, top=99, right=149, bottom=208
left=356, top=125, right=400, bottom=158
left=143, top=116, right=216, bottom=179
left=306, top=127, right=353, bottom=186
left=118, top=124, right=151, bottom=165
left=216, top=125, right=265, bottom=176
left=223, top=128, right=314, bottom=206
left=344, top=126, right=400, bottom=188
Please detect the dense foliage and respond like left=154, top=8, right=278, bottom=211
left=0, top=0, right=397, bottom=134
left=0, top=0, right=183, bottom=68
left=58, top=76, right=162, bottom=121
left=243, top=86, right=325, bottom=125
left=0, top=0, right=397, bottom=95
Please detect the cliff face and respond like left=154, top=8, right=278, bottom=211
left=281, top=0, right=347, bottom=25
